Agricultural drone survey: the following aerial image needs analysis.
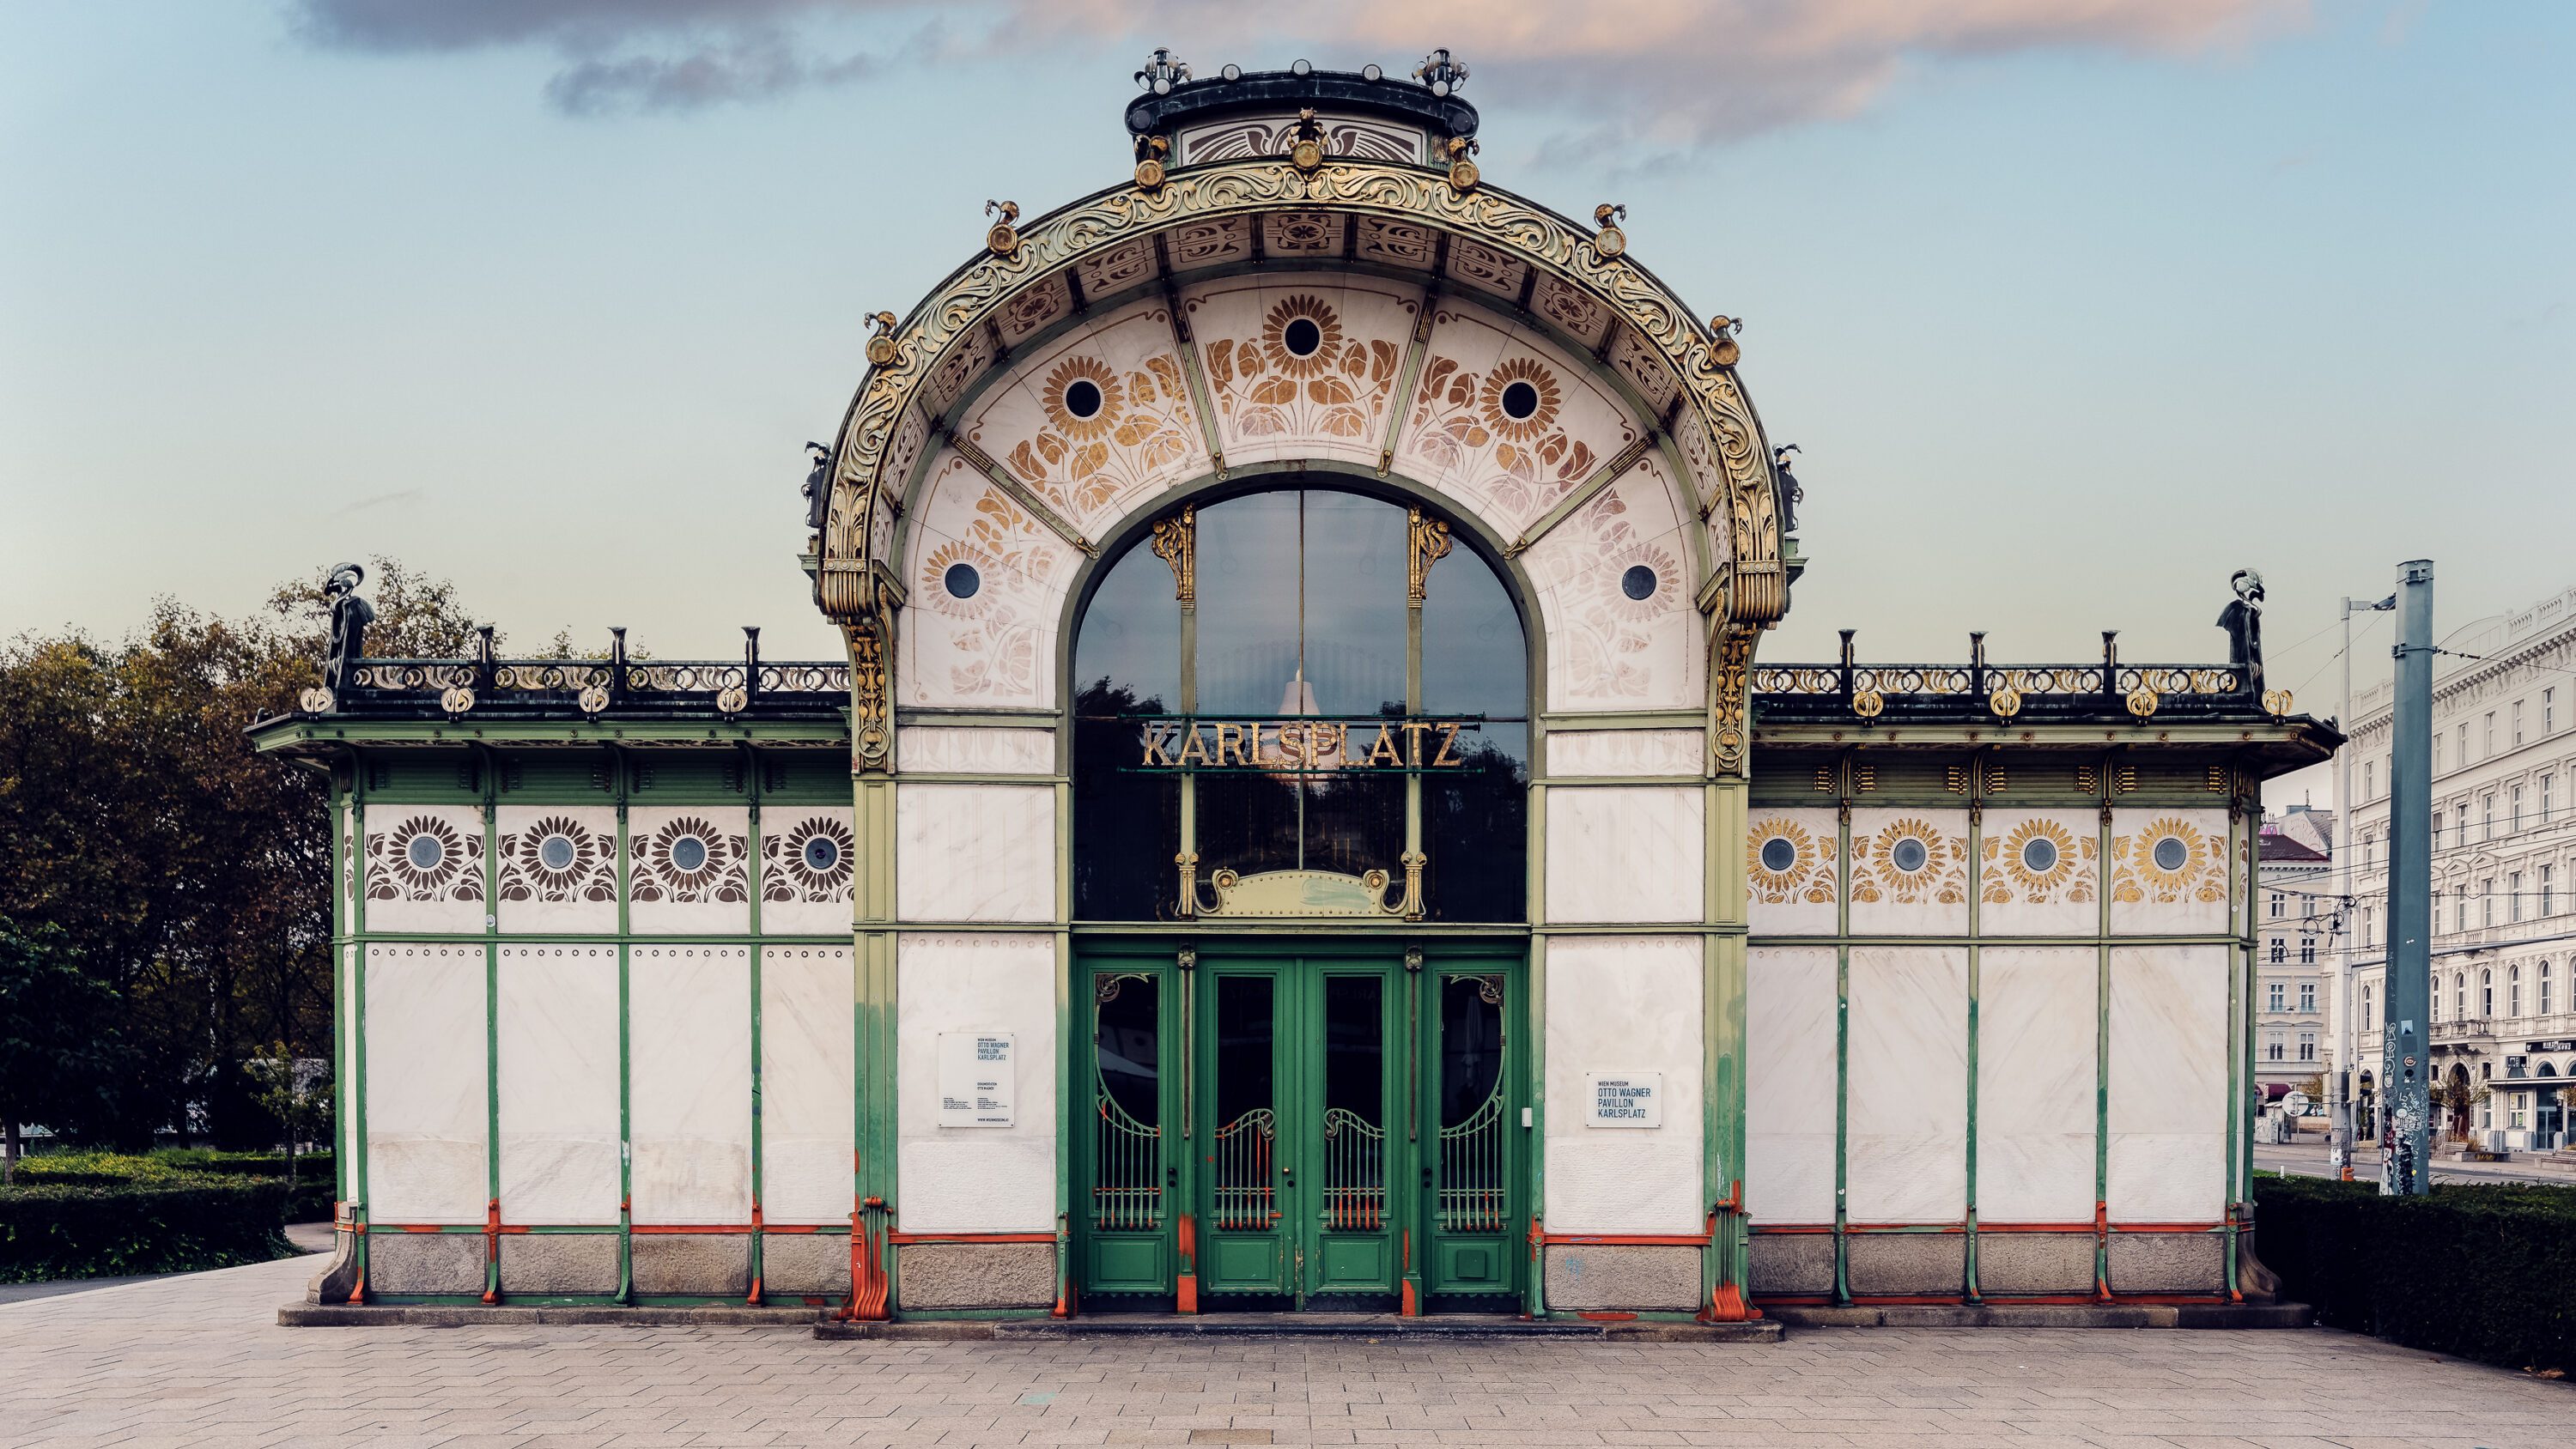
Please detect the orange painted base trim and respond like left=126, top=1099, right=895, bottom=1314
left=1176, top=1274, right=1198, bottom=1313
left=1698, top=1282, right=1761, bottom=1322
left=1400, top=1279, right=1418, bottom=1316
left=887, top=1232, right=1057, bottom=1244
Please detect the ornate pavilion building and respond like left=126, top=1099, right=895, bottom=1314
left=260, top=56, right=2336, bottom=1322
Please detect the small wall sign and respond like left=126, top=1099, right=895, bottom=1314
left=1586, top=1071, right=1662, bottom=1128
left=937, top=1033, right=1016, bottom=1127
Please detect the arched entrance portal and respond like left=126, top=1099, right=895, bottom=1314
left=1066, top=484, right=1532, bottom=1312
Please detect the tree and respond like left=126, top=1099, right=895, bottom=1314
left=244, top=1040, right=332, bottom=1185
left=0, top=919, right=125, bottom=1183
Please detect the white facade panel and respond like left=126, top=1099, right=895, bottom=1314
left=896, top=783, right=1056, bottom=923
left=1845, top=946, right=1968, bottom=1223
left=2108, top=809, right=2233, bottom=936
left=761, top=945, right=856, bottom=1224
left=1543, top=786, right=1703, bottom=925
left=1978, top=809, right=2100, bottom=937
left=897, top=726, right=1056, bottom=775
left=1746, top=946, right=1838, bottom=1223
left=2107, top=945, right=2228, bottom=1222
left=495, top=944, right=622, bottom=1225
left=1977, top=947, right=2098, bottom=1223
left=896, top=933, right=1058, bottom=1232
left=628, top=947, right=754, bottom=1223
left=1546, top=729, right=1702, bottom=778
left=628, top=805, right=753, bottom=935
left=1542, top=936, right=1703, bottom=1234
left=363, top=943, right=489, bottom=1224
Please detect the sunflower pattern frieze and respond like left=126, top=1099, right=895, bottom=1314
left=1850, top=815, right=1969, bottom=909
left=908, top=454, right=1078, bottom=705
left=762, top=813, right=856, bottom=905
left=1191, top=285, right=1411, bottom=467
left=496, top=814, right=617, bottom=905
left=1747, top=816, right=1836, bottom=907
left=963, top=304, right=1202, bottom=534
left=629, top=815, right=750, bottom=906
left=1982, top=816, right=2096, bottom=908
left=2111, top=815, right=2227, bottom=908
left=1521, top=458, right=1697, bottom=711
left=366, top=813, right=484, bottom=903
left=1402, top=319, right=1635, bottom=538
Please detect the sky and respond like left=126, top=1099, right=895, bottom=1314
left=3, top=2, right=2569, bottom=810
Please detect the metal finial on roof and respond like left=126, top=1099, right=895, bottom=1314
left=1135, top=48, right=1191, bottom=96
left=1414, top=49, right=1468, bottom=97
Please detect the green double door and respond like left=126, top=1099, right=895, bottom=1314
left=1078, top=945, right=1523, bottom=1313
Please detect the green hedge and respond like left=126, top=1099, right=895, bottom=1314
left=0, top=1179, right=298, bottom=1282
left=2257, top=1174, right=2576, bottom=1375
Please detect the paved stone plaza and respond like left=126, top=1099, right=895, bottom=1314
left=3, top=1255, right=2568, bottom=1447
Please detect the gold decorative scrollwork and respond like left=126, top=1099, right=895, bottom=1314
left=2261, top=688, right=2293, bottom=718
left=817, top=155, right=1785, bottom=639
left=1852, top=688, right=1885, bottom=719
left=2124, top=687, right=2160, bottom=721
left=1709, top=624, right=1756, bottom=777
left=1150, top=507, right=1195, bottom=606
left=1987, top=687, right=2021, bottom=720
left=849, top=619, right=892, bottom=773
left=1406, top=507, right=1452, bottom=604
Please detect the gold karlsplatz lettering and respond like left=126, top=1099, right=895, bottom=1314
left=1174, top=725, right=1210, bottom=766
left=1400, top=719, right=1432, bottom=766
left=1215, top=722, right=1246, bottom=767
left=1432, top=720, right=1464, bottom=767
left=1367, top=724, right=1401, bottom=766
left=1139, top=727, right=1172, bottom=767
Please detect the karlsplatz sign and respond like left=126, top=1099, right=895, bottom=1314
left=1127, top=715, right=1480, bottom=773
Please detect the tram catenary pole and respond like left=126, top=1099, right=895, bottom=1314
left=2380, top=560, right=2435, bottom=1196
left=2332, top=591, right=2395, bottom=1180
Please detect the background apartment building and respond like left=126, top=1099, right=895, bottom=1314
left=2258, top=804, right=2336, bottom=1100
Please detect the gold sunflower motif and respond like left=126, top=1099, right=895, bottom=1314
left=767, top=815, right=856, bottom=903
left=1864, top=816, right=1961, bottom=905
left=1605, top=542, right=1681, bottom=621
left=371, top=815, right=481, bottom=901
left=1478, top=357, right=1561, bottom=443
left=920, top=539, right=1001, bottom=621
left=1747, top=818, right=1827, bottom=905
left=1259, top=295, right=1345, bottom=379
left=1986, top=817, right=2088, bottom=904
left=2117, top=816, right=2220, bottom=904
left=1040, top=356, right=1125, bottom=442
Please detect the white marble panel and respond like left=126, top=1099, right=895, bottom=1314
left=1543, top=936, right=1704, bottom=1234
left=1847, top=808, right=1971, bottom=937
left=1395, top=305, right=1644, bottom=544
left=1979, top=809, right=2101, bottom=937
left=960, top=299, right=1208, bottom=536
left=629, top=946, right=754, bottom=1224
left=758, top=807, right=855, bottom=937
left=1523, top=458, right=1704, bottom=713
left=898, top=726, right=1056, bottom=775
left=2108, top=809, right=2233, bottom=936
left=493, top=805, right=618, bottom=935
left=2106, top=945, right=2227, bottom=1222
left=762, top=945, right=855, bottom=1224
left=896, top=783, right=1055, bottom=923
left=1977, top=948, right=2098, bottom=1223
left=361, top=804, right=487, bottom=935
left=340, top=946, right=359, bottom=1172
left=1846, top=947, right=1968, bottom=1223
left=1546, top=729, right=1701, bottom=779
left=495, top=944, right=621, bottom=1225
left=1543, top=786, right=1703, bottom=925
left=1182, top=275, right=1419, bottom=473
left=1746, top=947, right=1838, bottom=1223
left=1747, top=807, right=1839, bottom=937
left=628, top=805, right=752, bottom=935
left=899, top=449, right=1078, bottom=709
left=897, top=933, right=1058, bottom=1232
left=363, top=943, right=488, bottom=1224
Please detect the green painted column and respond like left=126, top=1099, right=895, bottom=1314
left=852, top=767, right=899, bottom=1313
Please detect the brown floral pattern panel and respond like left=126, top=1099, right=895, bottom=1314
left=960, top=299, right=1206, bottom=539
left=1747, top=809, right=1839, bottom=936
left=1183, top=276, right=1417, bottom=472
left=627, top=806, right=750, bottom=934
left=1979, top=810, right=2100, bottom=936
left=1519, top=454, right=1703, bottom=712
left=363, top=803, right=486, bottom=934
left=1394, top=306, right=1643, bottom=544
left=899, top=449, right=1081, bottom=708
left=760, top=809, right=856, bottom=935
left=495, top=805, right=619, bottom=935
left=2108, top=809, right=2231, bottom=935
left=1848, top=809, right=1971, bottom=937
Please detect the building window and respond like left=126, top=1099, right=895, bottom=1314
left=2459, top=724, right=2470, bottom=767
left=2269, top=981, right=2286, bottom=1012
left=2266, top=1035, right=2285, bottom=1062
left=2547, top=687, right=2557, bottom=736
left=2270, top=939, right=2286, bottom=964
left=2543, top=961, right=2554, bottom=1016
left=2363, top=981, right=2374, bottom=1025
left=2485, top=712, right=2496, bottom=757
left=2269, top=892, right=2284, bottom=919
left=2303, top=892, right=2317, bottom=919
left=2364, top=761, right=2374, bottom=800
left=2299, top=1032, right=2316, bottom=1062
left=2362, top=906, right=2374, bottom=947
left=2516, top=700, right=2526, bottom=746
left=2458, top=802, right=2470, bottom=845
left=2457, top=892, right=2468, bottom=933
left=2483, top=796, right=2496, bottom=841
left=2456, top=973, right=2468, bottom=1021
left=2301, top=938, right=2316, bottom=964
left=2512, top=871, right=2524, bottom=923
left=2431, top=986, right=2441, bottom=1023
left=2510, top=964, right=2523, bottom=1017
left=2545, top=775, right=2557, bottom=824
left=2300, top=981, right=2316, bottom=1012
left=2545, top=864, right=2555, bottom=917
left=2482, top=969, right=2494, bottom=1018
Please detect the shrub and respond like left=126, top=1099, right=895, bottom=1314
left=0, top=1178, right=296, bottom=1282
left=2257, top=1173, right=2576, bottom=1376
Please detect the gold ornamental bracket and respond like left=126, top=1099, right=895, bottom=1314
left=1591, top=203, right=1628, bottom=259
left=817, top=157, right=1785, bottom=633
left=984, top=200, right=1022, bottom=258
left=1179, top=859, right=1424, bottom=920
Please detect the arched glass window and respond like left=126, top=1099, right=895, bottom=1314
left=2543, top=961, right=2554, bottom=1016
left=2455, top=973, right=2468, bottom=1022
left=2510, top=963, right=2522, bottom=1018
left=2482, top=968, right=2494, bottom=1018
left=1071, top=487, right=1528, bottom=921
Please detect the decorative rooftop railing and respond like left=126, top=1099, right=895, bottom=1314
left=1750, top=630, right=2294, bottom=727
left=285, top=627, right=849, bottom=723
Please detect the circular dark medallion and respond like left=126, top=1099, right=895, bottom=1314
left=671, top=835, right=709, bottom=873
left=538, top=834, right=577, bottom=871
left=1500, top=379, right=1540, bottom=420
left=1759, top=837, right=1797, bottom=873
left=2153, top=836, right=2190, bottom=871
left=1062, top=379, right=1103, bottom=418
left=802, top=836, right=841, bottom=873
left=405, top=834, right=447, bottom=871
left=945, top=563, right=981, bottom=599
left=1283, top=318, right=1322, bottom=356
left=1621, top=565, right=1658, bottom=601
left=1892, top=836, right=1929, bottom=873
left=2021, top=837, right=2058, bottom=873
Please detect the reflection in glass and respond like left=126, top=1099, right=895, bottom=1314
left=1438, top=975, right=1508, bottom=1232
left=1092, top=974, right=1160, bottom=1229
left=1212, top=976, right=1276, bottom=1230
left=1073, top=542, right=1182, bottom=919
left=1322, top=976, right=1385, bottom=1229
left=1421, top=540, right=1528, bottom=921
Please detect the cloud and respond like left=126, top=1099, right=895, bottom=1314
left=288, top=0, right=2311, bottom=136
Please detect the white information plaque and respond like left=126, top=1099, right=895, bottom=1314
left=937, top=1033, right=1016, bottom=1127
left=1586, top=1071, right=1662, bottom=1128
